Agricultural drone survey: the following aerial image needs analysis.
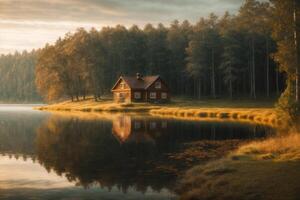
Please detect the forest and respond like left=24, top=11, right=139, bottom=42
left=0, top=51, right=41, bottom=102
left=35, top=0, right=284, bottom=102
left=0, top=0, right=299, bottom=115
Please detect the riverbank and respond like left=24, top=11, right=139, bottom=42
left=36, top=98, right=289, bottom=129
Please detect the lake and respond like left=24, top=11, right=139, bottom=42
left=0, top=105, right=275, bottom=200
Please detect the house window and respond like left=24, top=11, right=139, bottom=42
left=119, top=93, right=124, bottom=98
left=155, top=81, right=161, bottom=89
left=134, top=92, right=141, bottom=99
left=161, top=92, right=167, bottom=99
left=150, top=92, right=156, bottom=99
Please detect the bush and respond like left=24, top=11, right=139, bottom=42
left=276, top=81, right=300, bottom=120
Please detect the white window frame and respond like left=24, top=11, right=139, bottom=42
left=149, top=92, right=156, bottom=99
left=134, top=92, right=141, bottom=99
left=161, top=92, right=167, bottom=99
left=155, top=81, right=161, bottom=89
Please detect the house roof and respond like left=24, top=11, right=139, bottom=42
left=112, top=75, right=160, bottom=90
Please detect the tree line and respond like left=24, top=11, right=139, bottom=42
left=35, top=0, right=285, bottom=102
left=0, top=50, right=41, bottom=102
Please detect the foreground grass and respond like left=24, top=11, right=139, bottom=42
left=236, top=133, right=300, bottom=161
left=178, top=133, right=300, bottom=200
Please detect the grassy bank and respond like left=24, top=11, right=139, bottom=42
left=37, top=99, right=161, bottom=112
left=150, top=107, right=292, bottom=129
left=177, top=132, right=300, bottom=200
left=37, top=98, right=290, bottom=129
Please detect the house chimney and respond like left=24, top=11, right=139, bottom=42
left=136, top=73, right=142, bottom=80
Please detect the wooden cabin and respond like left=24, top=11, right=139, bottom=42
left=111, top=73, right=170, bottom=103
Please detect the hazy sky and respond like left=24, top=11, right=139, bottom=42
left=0, top=0, right=247, bottom=55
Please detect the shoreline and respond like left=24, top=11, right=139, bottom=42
left=36, top=99, right=290, bottom=129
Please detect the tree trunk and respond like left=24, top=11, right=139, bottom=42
left=243, top=71, right=247, bottom=96
left=194, top=78, right=197, bottom=98
left=294, top=0, right=300, bottom=102
left=228, top=63, right=233, bottom=99
left=248, top=47, right=252, bottom=98
left=198, top=79, right=202, bottom=99
left=266, top=37, right=270, bottom=98
left=276, top=66, right=280, bottom=95
left=229, top=79, right=233, bottom=100
left=211, top=48, right=216, bottom=98
left=251, top=37, right=256, bottom=99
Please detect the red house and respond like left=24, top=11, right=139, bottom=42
left=111, top=73, right=170, bottom=103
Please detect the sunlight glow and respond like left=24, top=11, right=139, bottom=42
left=0, top=156, right=73, bottom=189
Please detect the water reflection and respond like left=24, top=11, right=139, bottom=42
left=112, top=115, right=168, bottom=144
left=35, top=114, right=273, bottom=191
left=36, top=115, right=175, bottom=193
left=0, top=109, right=48, bottom=157
left=0, top=109, right=275, bottom=199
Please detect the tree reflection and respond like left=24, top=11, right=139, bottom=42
left=35, top=114, right=274, bottom=194
left=36, top=116, right=176, bottom=193
left=0, top=111, right=46, bottom=159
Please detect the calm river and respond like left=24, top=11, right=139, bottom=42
left=0, top=105, right=275, bottom=200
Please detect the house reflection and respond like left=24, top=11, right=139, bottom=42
left=112, top=115, right=168, bottom=144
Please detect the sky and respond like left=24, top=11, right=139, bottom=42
left=0, top=0, right=247, bottom=55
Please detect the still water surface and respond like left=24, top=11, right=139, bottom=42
left=0, top=105, right=275, bottom=200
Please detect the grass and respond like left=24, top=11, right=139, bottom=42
left=179, top=159, right=300, bottom=200
left=37, top=98, right=160, bottom=112
left=235, top=133, right=300, bottom=161
left=150, top=107, right=291, bottom=129
left=177, top=132, right=300, bottom=200
left=36, top=97, right=289, bottom=128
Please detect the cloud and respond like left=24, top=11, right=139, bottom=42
left=0, top=0, right=247, bottom=54
left=0, top=0, right=245, bottom=24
